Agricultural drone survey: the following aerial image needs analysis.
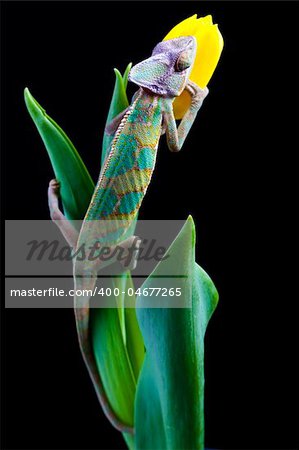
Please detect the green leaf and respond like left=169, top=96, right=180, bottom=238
left=135, top=216, right=219, bottom=450
left=123, top=276, right=145, bottom=381
left=101, top=63, right=132, bottom=165
left=122, top=62, right=132, bottom=91
left=134, top=355, right=167, bottom=450
left=24, top=88, right=94, bottom=221
left=90, top=277, right=137, bottom=427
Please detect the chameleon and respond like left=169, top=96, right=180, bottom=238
left=48, top=36, right=209, bottom=434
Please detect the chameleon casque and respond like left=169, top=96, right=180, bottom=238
left=48, top=36, right=208, bottom=434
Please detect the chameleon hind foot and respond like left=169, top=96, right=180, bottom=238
left=118, top=235, right=142, bottom=271
left=91, top=235, right=142, bottom=273
left=48, top=178, right=61, bottom=221
left=48, top=179, right=79, bottom=248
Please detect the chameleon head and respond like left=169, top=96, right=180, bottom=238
left=128, top=36, right=196, bottom=97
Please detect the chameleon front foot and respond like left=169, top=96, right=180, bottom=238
left=185, top=80, right=209, bottom=108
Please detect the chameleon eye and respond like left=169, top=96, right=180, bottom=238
left=175, top=48, right=193, bottom=72
left=175, top=53, right=191, bottom=72
left=175, top=51, right=192, bottom=72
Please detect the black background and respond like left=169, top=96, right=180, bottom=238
left=1, top=1, right=297, bottom=449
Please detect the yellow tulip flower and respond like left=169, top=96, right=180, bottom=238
left=164, top=14, right=224, bottom=119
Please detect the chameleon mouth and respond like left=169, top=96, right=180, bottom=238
left=142, top=85, right=166, bottom=95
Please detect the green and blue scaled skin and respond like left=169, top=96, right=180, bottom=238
left=85, top=92, right=162, bottom=222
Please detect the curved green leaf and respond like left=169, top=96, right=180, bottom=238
left=122, top=62, right=132, bottom=91
left=101, top=63, right=132, bottom=165
left=135, top=217, right=219, bottom=450
left=123, top=275, right=145, bottom=381
left=24, top=88, right=95, bottom=222
left=90, top=284, right=136, bottom=427
left=90, top=274, right=144, bottom=432
left=134, top=355, right=167, bottom=450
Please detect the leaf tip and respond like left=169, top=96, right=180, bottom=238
left=24, top=86, right=32, bottom=106
left=186, top=215, right=196, bottom=246
left=113, top=67, right=122, bottom=78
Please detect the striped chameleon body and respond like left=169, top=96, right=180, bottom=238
left=85, top=90, right=162, bottom=222
left=48, top=36, right=209, bottom=434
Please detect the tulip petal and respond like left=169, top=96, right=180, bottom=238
left=163, top=15, right=224, bottom=119
left=191, top=23, right=224, bottom=89
left=172, top=90, right=192, bottom=120
left=198, top=15, right=213, bottom=26
left=163, top=14, right=198, bottom=41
